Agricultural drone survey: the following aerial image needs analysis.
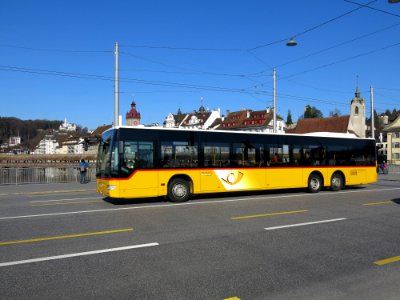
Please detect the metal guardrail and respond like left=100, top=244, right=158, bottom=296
left=388, top=164, right=400, bottom=173
left=0, top=167, right=96, bottom=185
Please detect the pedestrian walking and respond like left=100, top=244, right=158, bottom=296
left=79, top=159, right=89, bottom=184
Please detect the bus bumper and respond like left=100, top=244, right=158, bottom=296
left=97, top=179, right=120, bottom=198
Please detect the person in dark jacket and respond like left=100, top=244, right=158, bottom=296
left=79, top=159, right=89, bottom=184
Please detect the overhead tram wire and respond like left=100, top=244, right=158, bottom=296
left=119, top=51, right=249, bottom=78
left=119, top=50, right=268, bottom=89
left=0, top=65, right=114, bottom=81
left=277, top=92, right=350, bottom=108
left=242, top=38, right=400, bottom=96
left=118, top=0, right=376, bottom=74
left=119, top=44, right=245, bottom=52
left=0, top=44, right=112, bottom=53
left=120, top=1, right=375, bottom=53
left=0, top=64, right=253, bottom=95
left=275, top=21, right=400, bottom=69
left=0, top=1, right=381, bottom=89
left=280, top=41, right=400, bottom=80
left=249, top=0, right=377, bottom=51
left=344, top=0, right=400, bottom=19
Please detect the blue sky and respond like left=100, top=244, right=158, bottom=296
left=1, top=0, right=399, bottom=130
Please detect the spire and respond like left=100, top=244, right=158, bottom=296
left=199, top=97, right=205, bottom=113
left=355, top=85, right=360, bottom=98
left=355, top=75, right=361, bottom=98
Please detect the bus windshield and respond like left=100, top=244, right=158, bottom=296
left=96, top=129, right=119, bottom=178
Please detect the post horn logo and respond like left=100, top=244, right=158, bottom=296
left=221, top=171, right=244, bottom=185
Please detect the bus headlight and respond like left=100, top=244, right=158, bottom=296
left=107, top=185, right=117, bottom=191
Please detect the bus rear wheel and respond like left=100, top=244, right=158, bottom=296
left=308, top=174, right=322, bottom=193
left=168, top=178, right=190, bottom=202
left=330, top=173, right=343, bottom=191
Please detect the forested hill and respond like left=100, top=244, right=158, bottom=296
left=0, top=117, right=63, bottom=150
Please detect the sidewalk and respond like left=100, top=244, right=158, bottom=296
left=0, top=181, right=96, bottom=196
left=378, top=172, right=400, bottom=182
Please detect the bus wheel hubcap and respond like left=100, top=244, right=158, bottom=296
left=332, top=178, right=340, bottom=187
left=173, top=184, right=186, bottom=198
left=311, top=179, right=319, bottom=189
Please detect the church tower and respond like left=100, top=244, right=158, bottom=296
left=349, top=86, right=366, bottom=138
left=126, top=101, right=141, bottom=126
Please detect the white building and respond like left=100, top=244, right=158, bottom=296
left=35, top=136, right=59, bottom=154
left=56, top=137, right=84, bottom=154
left=9, top=136, right=21, bottom=147
left=164, top=105, right=221, bottom=130
left=59, top=118, right=77, bottom=132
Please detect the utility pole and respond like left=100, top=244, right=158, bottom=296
left=370, top=85, right=375, bottom=139
left=273, top=67, right=277, bottom=133
left=114, top=42, right=119, bottom=127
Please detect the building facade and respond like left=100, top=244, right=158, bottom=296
left=383, top=115, right=400, bottom=165
left=164, top=105, right=221, bottom=130
left=218, top=108, right=286, bottom=133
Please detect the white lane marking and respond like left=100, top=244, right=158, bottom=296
left=1, top=187, right=400, bottom=221
left=30, top=197, right=102, bottom=203
left=265, top=218, right=347, bottom=230
left=0, top=243, right=159, bottom=267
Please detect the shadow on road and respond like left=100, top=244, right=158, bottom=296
left=101, top=186, right=368, bottom=206
left=392, top=198, right=400, bottom=205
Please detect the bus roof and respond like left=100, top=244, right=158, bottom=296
left=105, top=125, right=374, bottom=140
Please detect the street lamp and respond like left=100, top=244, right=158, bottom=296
left=286, top=37, right=298, bottom=47
left=272, top=38, right=297, bottom=133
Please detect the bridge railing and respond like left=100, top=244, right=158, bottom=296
left=0, top=167, right=96, bottom=185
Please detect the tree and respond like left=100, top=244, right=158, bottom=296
left=390, top=109, right=399, bottom=122
left=286, top=110, right=293, bottom=125
left=303, top=105, right=323, bottom=118
left=366, top=109, right=384, bottom=139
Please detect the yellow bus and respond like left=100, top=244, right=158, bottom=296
left=96, top=126, right=377, bottom=202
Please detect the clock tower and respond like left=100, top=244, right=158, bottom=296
left=126, top=101, right=141, bottom=126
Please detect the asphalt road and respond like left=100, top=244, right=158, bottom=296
left=0, top=174, right=400, bottom=300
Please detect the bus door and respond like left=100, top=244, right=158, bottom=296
left=120, top=141, right=158, bottom=197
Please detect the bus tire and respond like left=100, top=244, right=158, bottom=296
left=308, top=174, right=322, bottom=193
left=168, top=178, right=190, bottom=202
left=330, top=173, right=343, bottom=191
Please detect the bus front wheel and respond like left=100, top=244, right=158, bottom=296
left=168, top=178, right=190, bottom=202
left=308, top=174, right=322, bottom=193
